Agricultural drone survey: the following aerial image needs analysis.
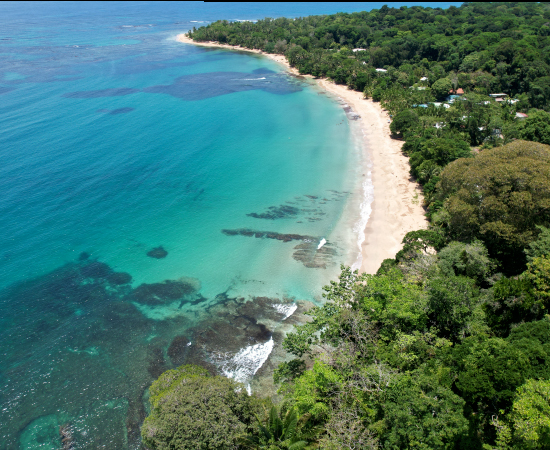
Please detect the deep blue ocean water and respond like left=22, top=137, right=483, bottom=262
left=0, top=2, right=461, bottom=448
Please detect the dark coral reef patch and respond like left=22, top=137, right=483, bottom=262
left=167, top=335, right=190, bottom=366
left=247, top=204, right=300, bottom=220
left=221, top=228, right=317, bottom=243
left=292, top=241, right=338, bottom=269
left=146, top=246, right=168, bottom=259
left=129, top=280, right=195, bottom=305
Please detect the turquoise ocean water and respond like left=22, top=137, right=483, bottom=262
left=0, top=2, right=460, bottom=448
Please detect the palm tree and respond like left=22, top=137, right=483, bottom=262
left=242, top=405, right=317, bottom=450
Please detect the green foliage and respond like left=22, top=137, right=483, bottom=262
left=243, top=405, right=313, bottom=449
left=190, top=3, right=550, bottom=113
left=517, top=110, right=550, bottom=145
left=426, top=274, right=479, bottom=341
left=409, top=138, right=471, bottom=185
left=525, top=226, right=550, bottom=263
left=396, top=229, right=446, bottom=261
left=186, top=6, right=550, bottom=448
left=497, top=379, right=550, bottom=449
left=524, top=256, right=550, bottom=311
left=375, top=372, right=468, bottom=449
left=273, top=359, right=306, bottom=385
left=376, top=258, right=397, bottom=275
left=452, top=337, right=529, bottom=413
left=147, top=364, right=209, bottom=409
left=290, top=360, right=342, bottom=421
left=528, top=77, right=550, bottom=112
left=389, top=330, right=452, bottom=371
left=362, top=267, right=428, bottom=337
left=431, top=77, right=452, bottom=100
left=437, top=240, right=494, bottom=282
left=507, top=319, right=550, bottom=382
left=436, top=140, right=550, bottom=274
left=390, top=109, right=419, bottom=136
left=485, top=258, right=550, bottom=336
left=453, top=318, right=550, bottom=417
left=282, top=323, right=319, bottom=358
left=484, top=276, right=535, bottom=337
left=141, top=365, right=258, bottom=450
left=275, top=260, right=550, bottom=449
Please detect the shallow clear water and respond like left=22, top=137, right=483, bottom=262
left=0, top=2, right=459, bottom=448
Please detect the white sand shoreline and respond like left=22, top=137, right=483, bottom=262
left=175, top=33, right=427, bottom=274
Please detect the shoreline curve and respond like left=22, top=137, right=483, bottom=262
left=175, top=33, right=427, bottom=274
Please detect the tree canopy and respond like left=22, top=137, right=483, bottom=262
left=190, top=3, right=550, bottom=112
left=436, top=140, right=550, bottom=272
left=141, top=365, right=258, bottom=450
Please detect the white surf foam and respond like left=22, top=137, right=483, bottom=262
left=351, top=166, right=374, bottom=271
left=211, top=337, right=274, bottom=393
left=272, top=303, right=297, bottom=320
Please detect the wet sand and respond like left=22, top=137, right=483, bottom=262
left=175, top=33, right=427, bottom=273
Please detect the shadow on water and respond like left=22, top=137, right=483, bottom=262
left=0, top=254, right=295, bottom=449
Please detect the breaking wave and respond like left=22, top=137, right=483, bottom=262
left=211, top=337, right=274, bottom=393
left=272, top=303, right=297, bottom=320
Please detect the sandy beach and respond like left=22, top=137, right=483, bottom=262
left=176, top=33, right=427, bottom=274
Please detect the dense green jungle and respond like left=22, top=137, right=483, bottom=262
left=142, top=3, right=550, bottom=449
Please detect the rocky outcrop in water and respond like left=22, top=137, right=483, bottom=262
left=181, top=296, right=300, bottom=383
left=292, top=241, right=338, bottom=269
left=167, top=335, right=190, bottom=366
left=222, top=228, right=337, bottom=268
left=221, top=228, right=317, bottom=243
left=106, top=271, right=132, bottom=285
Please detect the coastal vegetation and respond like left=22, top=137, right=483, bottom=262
left=142, top=3, right=550, bottom=449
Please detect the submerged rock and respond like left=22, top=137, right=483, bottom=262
left=292, top=241, right=338, bottom=269
left=80, top=261, right=110, bottom=279
left=147, top=246, right=168, bottom=259
left=221, top=228, right=317, bottom=243
left=78, top=252, right=90, bottom=261
left=147, top=346, right=168, bottom=379
left=131, top=280, right=195, bottom=305
left=247, top=204, right=300, bottom=220
left=167, top=335, right=190, bottom=366
left=106, top=271, right=132, bottom=285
